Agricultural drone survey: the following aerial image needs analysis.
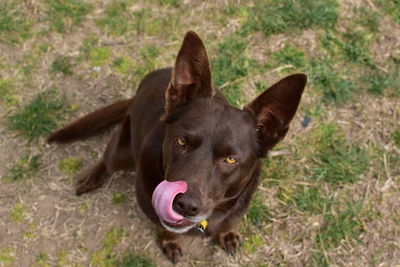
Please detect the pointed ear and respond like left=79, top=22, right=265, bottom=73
left=162, top=31, right=214, bottom=120
left=244, top=73, right=307, bottom=156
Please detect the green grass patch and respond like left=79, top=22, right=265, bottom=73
left=308, top=122, right=368, bottom=185
left=247, top=193, right=271, bottom=225
left=51, top=57, right=74, bottom=75
left=77, top=203, right=90, bottom=214
left=112, top=192, right=127, bottom=204
left=355, top=7, right=381, bottom=33
left=243, top=234, right=265, bottom=254
left=0, top=2, right=32, bottom=44
left=44, top=0, right=93, bottom=33
left=35, top=252, right=50, bottom=267
left=80, top=35, right=99, bottom=58
left=97, top=1, right=134, bottom=36
left=363, top=70, right=394, bottom=95
left=393, top=129, right=400, bottom=147
left=261, top=156, right=294, bottom=184
left=321, top=31, right=374, bottom=67
left=59, top=158, right=83, bottom=174
left=240, top=0, right=338, bottom=36
left=0, top=248, right=15, bottom=266
left=308, top=58, right=354, bottom=105
left=18, top=51, right=43, bottom=77
left=152, top=0, right=180, bottom=7
left=290, top=187, right=332, bottom=214
left=7, top=89, right=67, bottom=141
left=272, top=45, right=307, bottom=69
left=373, top=0, right=400, bottom=24
left=124, top=45, right=162, bottom=81
left=11, top=203, right=26, bottom=222
left=314, top=205, right=364, bottom=265
left=91, top=227, right=124, bottom=267
left=119, top=254, right=156, bottom=267
left=3, top=154, right=41, bottom=182
left=0, top=79, right=19, bottom=107
left=113, top=57, right=135, bottom=74
left=89, top=47, right=111, bottom=67
left=104, top=227, right=124, bottom=249
left=211, top=35, right=259, bottom=106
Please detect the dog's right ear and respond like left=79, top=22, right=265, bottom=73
left=162, top=31, right=214, bottom=120
left=244, top=74, right=307, bottom=157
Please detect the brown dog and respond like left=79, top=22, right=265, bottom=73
left=48, top=31, right=307, bottom=263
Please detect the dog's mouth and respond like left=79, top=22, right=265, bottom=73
left=159, top=216, right=208, bottom=234
left=163, top=219, right=193, bottom=227
left=152, top=179, right=208, bottom=233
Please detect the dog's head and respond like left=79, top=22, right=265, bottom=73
left=158, top=31, right=306, bottom=233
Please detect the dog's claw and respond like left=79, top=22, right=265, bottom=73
left=162, top=240, right=183, bottom=264
left=218, top=230, right=241, bottom=256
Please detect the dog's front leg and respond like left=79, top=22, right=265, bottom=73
left=217, top=217, right=242, bottom=256
left=158, top=228, right=183, bottom=264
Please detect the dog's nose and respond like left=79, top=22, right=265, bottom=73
left=172, top=194, right=200, bottom=217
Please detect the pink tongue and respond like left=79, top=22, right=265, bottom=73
left=152, top=180, right=187, bottom=223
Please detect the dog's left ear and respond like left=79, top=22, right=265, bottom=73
left=162, top=31, right=214, bottom=120
left=244, top=74, right=307, bottom=157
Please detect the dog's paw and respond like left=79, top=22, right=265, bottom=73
left=162, top=240, right=183, bottom=264
left=75, top=178, right=98, bottom=196
left=218, top=230, right=241, bottom=256
left=75, top=162, right=109, bottom=196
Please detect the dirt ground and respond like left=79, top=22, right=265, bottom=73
left=1, top=0, right=400, bottom=266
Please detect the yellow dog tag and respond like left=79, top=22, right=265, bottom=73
left=196, top=220, right=208, bottom=234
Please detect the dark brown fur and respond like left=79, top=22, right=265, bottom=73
left=48, top=31, right=307, bottom=263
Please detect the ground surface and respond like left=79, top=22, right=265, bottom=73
left=0, top=0, right=399, bottom=266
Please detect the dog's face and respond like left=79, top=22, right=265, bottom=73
left=157, top=31, right=306, bottom=233
left=161, top=98, right=260, bottom=232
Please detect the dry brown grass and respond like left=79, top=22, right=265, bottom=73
left=1, top=0, right=399, bottom=266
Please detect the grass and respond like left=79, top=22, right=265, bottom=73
left=239, top=0, right=338, bottom=36
left=364, top=71, right=394, bottom=95
left=112, top=192, right=127, bottom=204
left=1, top=0, right=399, bottom=266
left=0, top=2, right=32, bottom=44
left=211, top=35, right=259, bottom=106
left=89, top=47, right=111, bottom=67
left=113, top=57, right=135, bottom=74
left=51, top=57, right=74, bottom=75
left=59, top=158, right=83, bottom=174
left=355, top=7, right=381, bottom=33
left=11, top=203, right=26, bottom=222
left=373, top=0, right=400, bottom=24
left=308, top=122, right=368, bottom=185
left=290, top=187, right=332, bottom=214
left=308, top=58, right=354, bottom=105
left=0, top=79, right=19, bottom=107
left=7, top=89, right=67, bottom=141
left=97, top=1, right=133, bottom=36
left=44, top=0, right=93, bottom=33
left=321, top=31, right=374, bottom=67
left=35, top=252, right=50, bottom=267
left=98, top=4, right=169, bottom=37
left=3, top=155, right=41, bottom=182
left=0, top=248, right=15, bottom=266
left=272, top=45, right=307, bottom=69
left=243, top=234, right=265, bottom=254
left=119, top=254, right=156, bottom=267
left=314, top=204, right=364, bottom=265
left=91, top=227, right=124, bottom=267
left=247, top=193, right=271, bottom=225
left=394, top=129, right=400, bottom=147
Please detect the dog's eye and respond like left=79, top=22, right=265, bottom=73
left=176, top=137, right=186, bottom=148
left=224, top=157, right=238, bottom=165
